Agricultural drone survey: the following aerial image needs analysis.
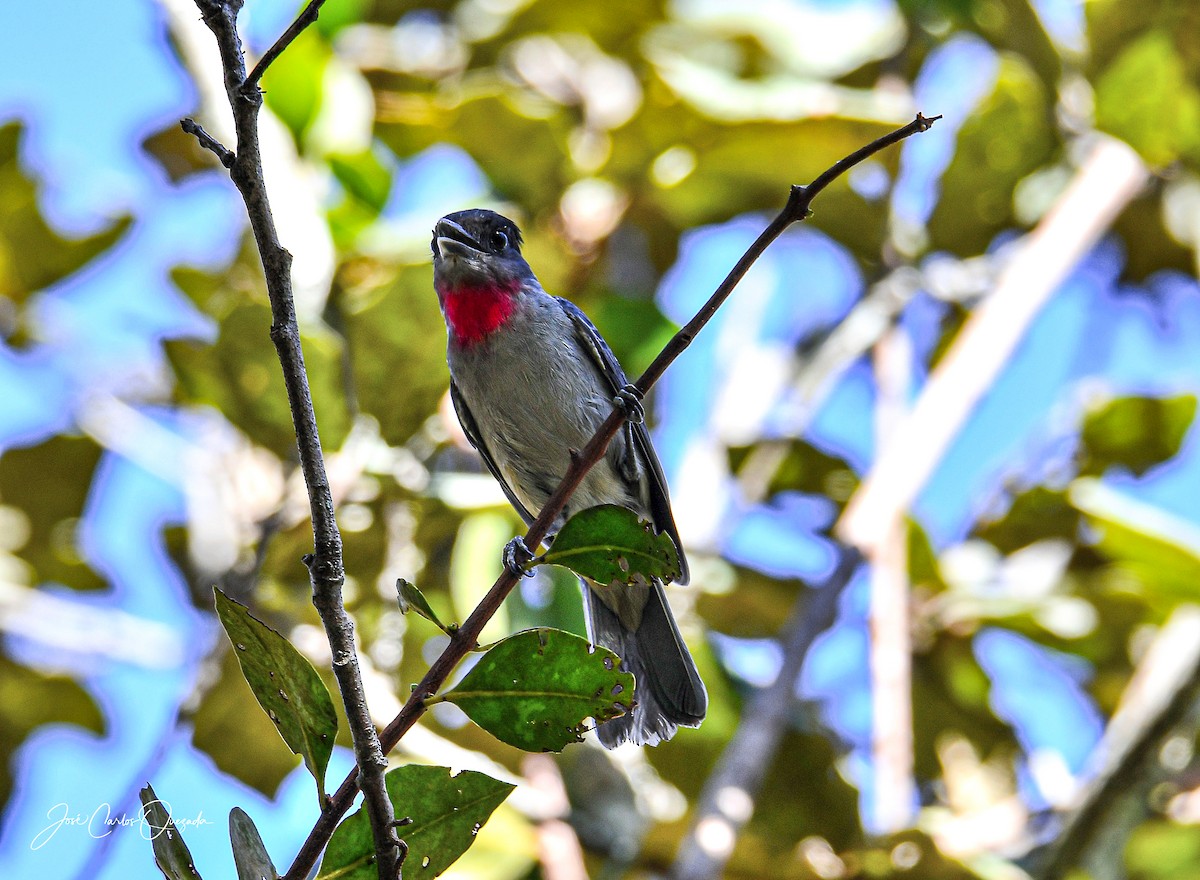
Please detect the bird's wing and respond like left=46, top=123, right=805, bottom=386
left=555, top=297, right=690, bottom=584
left=449, top=379, right=537, bottom=527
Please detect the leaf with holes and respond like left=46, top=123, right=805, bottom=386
left=213, top=589, right=337, bottom=806
left=140, top=785, right=203, bottom=879
left=540, top=504, right=682, bottom=586
left=439, top=628, right=633, bottom=752
left=316, top=765, right=514, bottom=879
left=229, top=807, right=278, bottom=880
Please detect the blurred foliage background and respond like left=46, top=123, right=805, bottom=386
left=4, top=0, right=1200, bottom=878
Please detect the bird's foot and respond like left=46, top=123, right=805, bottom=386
left=613, top=384, right=645, bottom=425
left=503, top=536, right=536, bottom=578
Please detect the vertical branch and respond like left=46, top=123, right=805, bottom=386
left=282, top=113, right=940, bottom=880
left=867, top=329, right=916, bottom=832
left=837, top=137, right=1148, bottom=554
left=670, top=553, right=859, bottom=880
left=185, top=2, right=400, bottom=878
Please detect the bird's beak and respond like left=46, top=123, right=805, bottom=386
left=434, top=218, right=483, bottom=260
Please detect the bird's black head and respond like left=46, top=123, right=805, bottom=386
left=431, top=209, right=533, bottom=292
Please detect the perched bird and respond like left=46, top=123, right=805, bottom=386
left=431, top=208, right=706, bottom=747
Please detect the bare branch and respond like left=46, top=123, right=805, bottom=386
left=282, top=113, right=938, bottom=880
left=188, top=1, right=399, bottom=877
left=671, top=551, right=859, bottom=880
left=244, top=0, right=328, bottom=92
left=180, top=117, right=235, bottom=168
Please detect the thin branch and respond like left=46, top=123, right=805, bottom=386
left=1037, top=595, right=1200, bottom=878
left=670, top=551, right=860, bottom=880
left=282, top=112, right=939, bottom=880
left=187, top=2, right=399, bottom=878
left=180, top=117, right=235, bottom=168
left=244, top=0, right=327, bottom=92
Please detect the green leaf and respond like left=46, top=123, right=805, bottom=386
left=317, top=765, right=514, bottom=879
left=0, top=653, right=105, bottom=809
left=140, top=785, right=203, bottom=880
left=213, top=589, right=337, bottom=805
left=927, top=54, right=1054, bottom=255
left=1094, top=30, right=1200, bottom=168
left=439, top=628, right=634, bottom=752
left=396, top=578, right=453, bottom=634
left=540, top=504, right=682, bottom=585
left=1070, top=478, right=1200, bottom=603
left=0, top=122, right=131, bottom=307
left=262, top=28, right=331, bottom=141
left=975, top=486, right=1079, bottom=553
left=0, top=433, right=105, bottom=591
left=1080, top=394, right=1197, bottom=477
left=229, top=808, right=278, bottom=880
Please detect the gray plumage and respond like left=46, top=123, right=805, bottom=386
left=432, top=208, right=707, bottom=747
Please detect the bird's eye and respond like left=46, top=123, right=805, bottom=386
left=490, top=230, right=509, bottom=251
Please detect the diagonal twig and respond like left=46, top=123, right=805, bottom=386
left=186, top=1, right=400, bottom=877
left=281, top=111, right=940, bottom=880
left=244, top=0, right=328, bottom=92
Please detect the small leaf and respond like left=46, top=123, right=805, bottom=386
left=396, top=578, right=452, bottom=634
left=213, top=589, right=337, bottom=806
left=441, top=628, right=633, bottom=752
left=229, top=808, right=278, bottom=880
left=1080, top=394, right=1197, bottom=477
left=140, top=785, right=203, bottom=880
left=317, top=765, right=514, bottom=879
left=541, top=504, right=682, bottom=586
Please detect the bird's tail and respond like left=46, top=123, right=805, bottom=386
left=582, top=578, right=707, bottom=748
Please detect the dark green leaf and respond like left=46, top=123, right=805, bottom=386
left=440, top=627, right=634, bottom=751
left=230, top=808, right=278, bottom=880
left=396, top=578, right=452, bottom=634
left=213, top=589, right=337, bottom=804
left=541, top=504, right=682, bottom=586
left=975, top=486, right=1079, bottom=553
left=0, top=122, right=131, bottom=307
left=927, top=55, right=1054, bottom=255
left=0, top=653, right=105, bottom=808
left=0, top=434, right=105, bottom=591
left=317, top=765, right=514, bottom=879
left=1080, top=394, right=1197, bottom=477
left=140, top=785, right=203, bottom=880
left=190, top=647, right=302, bottom=799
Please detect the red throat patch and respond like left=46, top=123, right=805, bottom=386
left=438, top=281, right=520, bottom=346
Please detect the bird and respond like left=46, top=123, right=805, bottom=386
left=430, top=207, right=706, bottom=747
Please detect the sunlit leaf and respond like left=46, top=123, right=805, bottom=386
left=541, top=504, right=682, bottom=585
left=927, top=54, right=1054, bottom=255
left=1080, top=394, right=1197, bottom=477
left=213, top=589, right=337, bottom=805
left=1094, top=30, right=1200, bottom=168
left=317, top=765, right=514, bottom=879
left=440, top=627, right=633, bottom=751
